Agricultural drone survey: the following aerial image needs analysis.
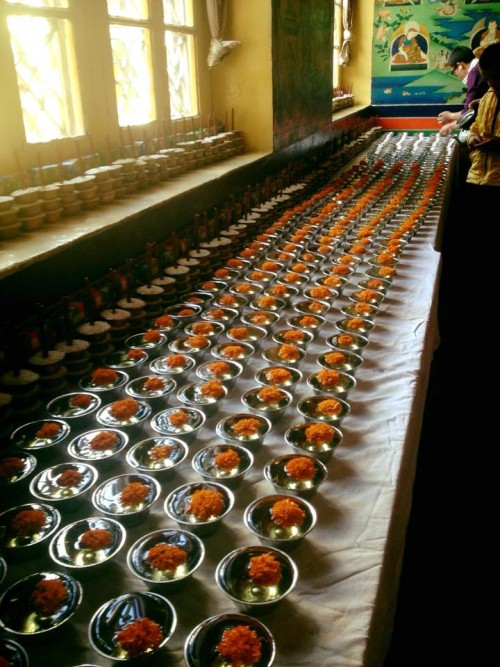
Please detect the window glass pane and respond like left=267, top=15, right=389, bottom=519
left=5, top=0, right=68, bottom=8
left=162, top=0, right=193, bottom=27
left=107, top=0, right=148, bottom=20
left=110, top=24, right=155, bottom=126
left=165, top=30, right=197, bottom=118
left=7, top=14, right=83, bottom=142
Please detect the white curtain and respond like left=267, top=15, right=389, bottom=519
left=339, top=0, right=353, bottom=66
left=206, top=0, right=241, bottom=69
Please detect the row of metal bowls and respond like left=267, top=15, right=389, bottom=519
left=0, top=576, right=276, bottom=664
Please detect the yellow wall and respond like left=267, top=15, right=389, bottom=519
left=339, top=0, right=373, bottom=106
left=205, top=0, right=273, bottom=153
left=0, top=0, right=371, bottom=179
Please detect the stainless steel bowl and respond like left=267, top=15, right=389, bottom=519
left=192, top=443, right=254, bottom=489
left=262, top=343, right=305, bottom=367
left=29, top=462, right=98, bottom=511
left=216, top=413, right=272, bottom=449
left=286, top=313, right=326, bottom=337
left=284, top=421, right=343, bottom=463
left=78, top=369, right=129, bottom=396
left=0, top=502, right=61, bottom=561
left=124, top=374, right=176, bottom=402
left=49, top=516, right=126, bottom=572
left=293, top=299, right=330, bottom=317
left=164, top=481, right=235, bottom=537
left=296, top=395, right=350, bottom=424
left=195, top=359, right=244, bottom=388
left=102, top=349, right=148, bottom=376
left=177, top=380, right=228, bottom=417
left=149, top=352, right=196, bottom=381
left=200, top=306, right=239, bottom=325
left=0, top=451, right=37, bottom=493
left=126, top=528, right=205, bottom=590
left=95, top=399, right=151, bottom=429
left=241, top=386, right=292, bottom=423
left=150, top=406, right=206, bottom=444
left=335, top=317, right=374, bottom=337
left=184, top=613, right=275, bottom=667
left=213, top=293, right=248, bottom=310
left=88, top=591, right=177, bottom=661
left=0, top=637, right=29, bottom=667
left=167, top=335, right=211, bottom=359
left=126, top=436, right=188, bottom=475
left=325, top=332, right=368, bottom=354
left=0, top=571, right=82, bottom=638
left=163, top=302, right=203, bottom=323
left=92, top=473, right=161, bottom=526
left=11, top=419, right=71, bottom=457
left=46, top=392, right=101, bottom=421
left=316, top=349, right=363, bottom=374
left=341, top=302, right=379, bottom=319
left=254, top=365, right=303, bottom=393
left=243, top=494, right=317, bottom=549
left=125, top=331, right=167, bottom=356
left=215, top=545, right=298, bottom=614
left=67, top=428, right=129, bottom=469
left=306, top=369, right=357, bottom=398
left=248, top=295, right=286, bottom=313
left=263, top=453, right=328, bottom=498
left=225, top=324, right=268, bottom=349
left=211, top=341, right=256, bottom=364
left=272, top=328, right=314, bottom=349
left=184, top=320, right=225, bottom=341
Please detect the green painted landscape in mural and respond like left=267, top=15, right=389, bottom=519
left=372, top=0, right=500, bottom=107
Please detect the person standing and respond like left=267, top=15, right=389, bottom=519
left=437, top=46, right=488, bottom=136
left=466, top=43, right=500, bottom=204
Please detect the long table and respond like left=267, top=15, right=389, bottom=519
left=0, top=134, right=452, bottom=667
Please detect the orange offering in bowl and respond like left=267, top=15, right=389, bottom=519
left=80, top=528, right=113, bottom=550
left=257, top=386, right=285, bottom=403
left=233, top=417, right=261, bottom=437
left=120, top=482, right=149, bottom=506
left=214, top=448, right=241, bottom=471
left=317, top=399, right=342, bottom=416
left=270, top=498, right=306, bottom=528
left=216, top=625, right=262, bottom=667
left=110, top=398, right=139, bottom=420
left=187, top=488, right=224, bottom=520
left=285, top=456, right=316, bottom=481
left=31, top=578, right=68, bottom=616
left=147, top=543, right=187, bottom=571
left=116, top=617, right=164, bottom=658
left=248, top=553, right=282, bottom=586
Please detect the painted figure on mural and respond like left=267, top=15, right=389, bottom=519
left=391, top=21, right=428, bottom=69
left=472, top=17, right=500, bottom=58
left=435, top=0, right=457, bottom=18
left=479, top=19, right=500, bottom=50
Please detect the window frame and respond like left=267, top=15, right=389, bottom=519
left=0, top=0, right=205, bottom=177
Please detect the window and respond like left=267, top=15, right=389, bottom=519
left=164, top=0, right=198, bottom=120
left=0, top=0, right=201, bottom=154
left=332, top=0, right=342, bottom=91
left=2, top=0, right=84, bottom=143
left=107, top=0, right=198, bottom=128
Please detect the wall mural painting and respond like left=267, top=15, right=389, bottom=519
left=372, top=0, right=500, bottom=108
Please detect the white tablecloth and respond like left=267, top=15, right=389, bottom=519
left=1, top=201, right=443, bottom=666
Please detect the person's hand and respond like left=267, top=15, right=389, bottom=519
left=468, top=133, right=496, bottom=149
left=438, top=111, right=454, bottom=125
left=468, top=98, right=481, bottom=110
left=439, top=121, right=457, bottom=136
